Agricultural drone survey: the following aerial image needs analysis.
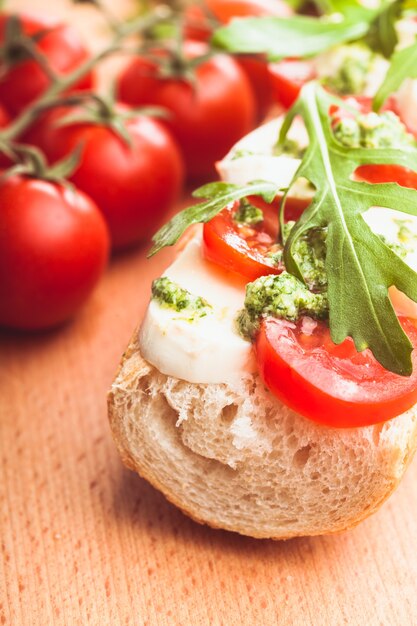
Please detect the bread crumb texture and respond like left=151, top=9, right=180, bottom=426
left=108, top=333, right=417, bottom=539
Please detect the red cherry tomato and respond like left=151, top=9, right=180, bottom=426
left=256, top=316, right=417, bottom=427
left=269, top=59, right=316, bottom=109
left=24, top=106, right=184, bottom=250
left=236, top=55, right=274, bottom=122
left=202, top=196, right=309, bottom=280
left=183, top=5, right=213, bottom=42
left=0, top=175, right=109, bottom=330
left=117, top=40, right=256, bottom=180
left=0, top=13, right=94, bottom=116
left=184, top=2, right=290, bottom=122
left=206, top=0, right=293, bottom=21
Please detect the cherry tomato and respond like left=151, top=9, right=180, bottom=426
left=256, top=316, right=417, bottom=428
left=202, top=196, right=309, bottom=280
left=0, top=13, right=93, bottom=116
left=206, top=0, right=293, bottom=21
left=236, top=55, right=274, bottom=122
left=24, top=106, right=184, bottom=250
left=183, top=5, right=213, bottom=42
left=117, top=40, right=256, bottom=180
left=184, top=2, right=289, bottom=122
left=0, top=175, right=109, bottom=330
left=269, top=59, right=316, bottom=109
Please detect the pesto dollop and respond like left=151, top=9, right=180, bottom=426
left=273, top=136, right=306, bottom=159
left=266, top=222, right=327, bottom=290
left=333, top=110, right=416, bottom=150
left=237, top=217, right=413, bottom=340
left=152, top=277, right=211, bottom=319
left=321, top=44, right=375, bottom=96
left=234, top=199, right=264, bottom=225
left=237, top=273, right=328, bottom=340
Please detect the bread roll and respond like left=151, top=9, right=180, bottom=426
left=108, top=331, right=417, bottom=539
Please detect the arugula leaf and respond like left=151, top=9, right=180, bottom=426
left=211, top=16, right=371, bottom=60
left=318, top=0, right=373, bottom=20
left=280, top=82, right=417, bottom=375
left=366, top=0, right=402, bottom=58
left=148, top=180, right=278, bottom=257
left=373, top=40, right=417, bottom=110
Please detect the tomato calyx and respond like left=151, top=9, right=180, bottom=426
left=133, top=42, right=218, bottom=88
left=1, top=140, right=82, bottom=187
left=0, top=15, right=56, bottom=71
left=34, top=92, right=170, bottom=149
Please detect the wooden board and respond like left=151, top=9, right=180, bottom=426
left=1, top=228, right=417, bottom=626
left=1, top=1, right=417, bottom=623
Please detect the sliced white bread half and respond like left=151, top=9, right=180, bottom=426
left=108, top=331, right=417, bottom=539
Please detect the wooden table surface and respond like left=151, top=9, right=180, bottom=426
left=2, top=1, right=417, bottom=624
left=1, top=219, right=417, bottom=626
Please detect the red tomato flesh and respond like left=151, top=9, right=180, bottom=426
left=203, top=201, right=284, bottom=281
left=206, top=0, right=293, bottom=21
left=203, top=196, right=310, bottom=281
left=356, top=164, right=417, bottom=188
left=256, top=316, right=417, bottom=428
left=269, top=59, right=316, bottom=109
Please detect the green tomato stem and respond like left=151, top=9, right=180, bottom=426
left=0, top=6, right=172, bottom=142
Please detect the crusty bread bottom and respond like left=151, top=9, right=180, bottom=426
left=108, top=330, right=417, bottom=539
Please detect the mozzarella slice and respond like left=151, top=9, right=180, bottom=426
left=364, top=208, right=417, bottom=319
left=217, top=116, right=311, bottom=197
left=395, top=80, right=417, bottom=135
left=141, top=102, right=417, bottom=385
left=139, top=233, right=256, bottom=385
left=220, top=119, right=417, bottom=321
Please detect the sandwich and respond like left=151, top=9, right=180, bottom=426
left=108, top=82, right=417, bottom=539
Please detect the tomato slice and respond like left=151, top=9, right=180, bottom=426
left=269, top=60, right=316, bottom=109
left=203, top=196, right=310, bottom=280
left=356, top=164, right=417, bottom=188
left=206, top=0, right=293, bottom=22
left=255, top=316, right=417, bottom=428
left=203, top=202, right=282, bottom=281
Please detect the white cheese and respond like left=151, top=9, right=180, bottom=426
left=139, top=233, right=256, bottom=385
left=216, top=117, right=311, bottom=196
left=395, top=80, right=417, bottom=135
left=140, top=105, right=417, bottom=385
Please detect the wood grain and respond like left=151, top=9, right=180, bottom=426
left=1, top=1, right=417, bottom=624
left=1, top=232, right=417, bottom=626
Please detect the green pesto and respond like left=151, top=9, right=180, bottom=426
left=234, top=199, right=264, bottom=225
left=273, top=136, right=306, bottom=159
left=263, top=222, right=328, bottom=288
left=394, top=218, right=417, bottom=249
left=283, top=221, right=328, bottom=291
left=379, top=234, right=408, bottom=259
left=333, top=111, right=416, bottom=150
left=231, top=148, right=256, bottom=160
left=237, top=273, right=328, bottom=340
left=151, top=277, right=211, bottom=319
left=322, top=44, right=375, bottom=96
